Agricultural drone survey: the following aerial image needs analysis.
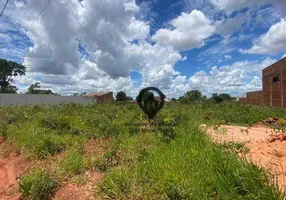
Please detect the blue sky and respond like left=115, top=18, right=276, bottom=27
left=0, top=0, right=286, bottom=97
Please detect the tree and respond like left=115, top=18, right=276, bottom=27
left=0, top=58, right=26, bottom=93
left=211, top=93, right=235, bottom=103
left=4, top=84, right=18, bottom=93
left=116, top=91, right=128, bottom=101
left=73, top=92, right=87, bottom=96
left=27, top=82, right=56, bottom=95
left=27, top=82, right=41, bottom=94
left=179, top=90, right=204, bottom=103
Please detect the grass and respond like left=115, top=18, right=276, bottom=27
left=59, top=151, right=86, bottom=176
left=0, top=102, right=286, bottom=199
left=19, top=169, right=58, bottom=200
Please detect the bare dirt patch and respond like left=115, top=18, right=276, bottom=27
left=84, top=138, right=111, bottom=156
left=206, top=125, right=286, bottom=192
left=0, top=138, right=32, bottom=200
left=0, top=138, right=107, bottom=200
left=54, top=171, right=103, bottom=200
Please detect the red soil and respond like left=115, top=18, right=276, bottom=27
left=0, top=138, right=32, bottom=200
left=207, top=125, right=286, bottom=192
left=0, top=138, right=106, bottom=200
left=54, top=171, right=103, bottom=200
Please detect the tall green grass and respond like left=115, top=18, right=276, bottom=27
left=0, top=102, right=285, bottom=199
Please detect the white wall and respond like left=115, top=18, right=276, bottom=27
left=0, top=94, right=96, bottom=106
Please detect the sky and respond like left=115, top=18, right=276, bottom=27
left=0, top=0, right=286, bottom=98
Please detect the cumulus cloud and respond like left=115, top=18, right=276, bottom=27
left=5, top=0, right=186, bottom=97
left=241, top=19, right=286, bottom=55
left=186, top=57, right=276, bottom=96
left=210, top=0, right=286, bottom=16
left=151, top=10, right=215, bottom=51
left=210, top=0, right=259, bottom=14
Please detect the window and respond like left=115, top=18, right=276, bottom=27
left=273, top=76, right=279, bottom=82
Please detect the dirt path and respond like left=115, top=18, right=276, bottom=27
left=207, top=125, right=286, bottom=192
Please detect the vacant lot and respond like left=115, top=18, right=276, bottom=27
left=1, top=102, right=286, bottom=199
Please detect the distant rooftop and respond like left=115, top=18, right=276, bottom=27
left=87, top=91, right=112, bottom=97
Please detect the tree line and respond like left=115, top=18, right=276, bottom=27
left=115, top=90, right=236, bottom=104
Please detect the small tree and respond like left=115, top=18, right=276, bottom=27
left=179, top=90, right=203, bottom=103
left=0, top=58, right=26, bottom=93
left=4, top=84, right=18, bottom=93
left=116, top=91, right=127, bottom=101
left=27, top=82, right=41, bottom=94
left=211, top=93, right=235, bottom=103
left=27, top=82, right=55, bottom=95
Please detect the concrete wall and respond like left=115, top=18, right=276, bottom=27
left=0, top=94, right=96, bottom=106
left=262, top=57, right=286, bottom=108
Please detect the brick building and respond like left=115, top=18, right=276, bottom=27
left=246, top=91, right=263, bottom=105
left=87, top=91, right=114, bottom=104
left=262, top=57, right=286, bottom=107
left=239, top=57, right=286, bottom=107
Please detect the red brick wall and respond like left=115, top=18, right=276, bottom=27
left=262, top=57, right=286, bottom=108
left=246, top=91, right=263, bottom=105
left=238, top=97, right=247, bottom=104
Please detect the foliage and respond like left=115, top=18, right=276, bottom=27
left=1, top=102, right=286, bottom=199
left=211, top=93, right=236, bottom=103
left=59, top=151, right=86, bottom=176
left=0, top=58, right=26, bottom=93
left=73, top=92, right=87, bottom=96
left=19, top=169, right=57, bottom=200
left=178, top=90, right=205, bottom=103
left=116, top=91, right=133, bottom=101
left=27, top=82, right=56, bottom=95
left=1, top=84, right=18, bottom=93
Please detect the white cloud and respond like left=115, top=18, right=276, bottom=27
left=210, top=0, right=286, bottom=16
left=2, top=0, right=282, bottom=99
left=5, top=0, right=186, bottom=97
left=241, top=19, right=286, bottom=55
left=282, top=54, right=286, bottom=59
left=215, top=16, right=245, bottom=36
left=224, top=55, right=232, bottom=60
left=186, top=58, right=276, bottom=96
left=210, top=0, right=258, bottom=14
left=152, top=10, right=215, bottom=51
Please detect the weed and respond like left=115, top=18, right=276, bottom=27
left=59, top=152, right=86, bottom=176
left=218, top=141, right=250, bottom=154
left=19, top=169, right=57, bottom=200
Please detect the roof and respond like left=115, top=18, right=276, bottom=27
left=87, top=91, right=112, bottom=97
left=262, top=57, right=286, bottom=73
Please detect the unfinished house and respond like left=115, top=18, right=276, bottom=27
left=262, top=57, right=286, bottom=108
left=239, top=57, right=286, bottom=108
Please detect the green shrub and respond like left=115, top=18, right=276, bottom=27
left=19, top=169, right=57, bottom=200
left=24, top=133, right=65, bottom=159
left=60, top=152, right=85, bottom=176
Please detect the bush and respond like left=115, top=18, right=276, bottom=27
left=60, top=152, right=85, bottom=176
left=25, top=134, right=65, bottom=159
left=19, top=169, right=57, bottom=200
